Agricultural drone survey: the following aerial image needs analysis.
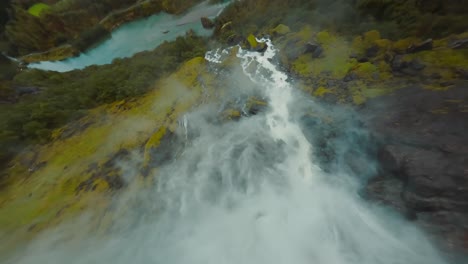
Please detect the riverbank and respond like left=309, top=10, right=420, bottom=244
left=4, top=0, right=206, bottom=61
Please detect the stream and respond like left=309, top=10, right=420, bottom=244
left=27, top=1, right=228, bottom=72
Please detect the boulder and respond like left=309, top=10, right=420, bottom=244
left=304, top=42, right=323, bottom=58
left=200, top=17, right=214, bottom=29
left=407, top=38, right=433, bottom=53
left=450, top=38, right=468, bottom=49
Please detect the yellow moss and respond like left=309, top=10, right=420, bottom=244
left=352, top=93, right=366, bottom=105
left=404, top=49, right=468, bottom=68
left=353, top=62, right=378, bottom=79
left=375, top=39, right=392, bottom=51
left=392, top=37, right=421, bottom=53
left=362, top=88, right=392, bottom=98
left=316, top=31, right=336, bottom=46
left=363, top=30, right=381, bottom=43
left=351, top=30, right=386, bottom=56
left=143, top=126, right=167, bottom=164
left=271, top=24, right=291, bottom=35
left=376, top=61, right=393, bottom=80
left=246, top=97, right=267, bottom=111
left=433, top=39, right=448, bottom=48
left=27, top=3, right=50, bottom=17
left=247, top=34, right=259, bottom=49
left=401, top=47, right=468, bottom=84
left=291, top=34, right=356, bottom=79
left=222, top=109, right=241, bottom=120
left=351, top=36, right=365, bottom=56
left=313, top=87, right=332, bottom=97
left=0, top=55, right=217, bottom=248
left=295, top=25, right=314, bottom=42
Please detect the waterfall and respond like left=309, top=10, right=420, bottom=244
left=9, top=39, right=447, bottom=264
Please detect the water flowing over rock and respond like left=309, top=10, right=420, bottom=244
left=5, top=39, right=451, bottom=264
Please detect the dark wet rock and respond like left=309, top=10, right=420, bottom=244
left=390, top=57, right=424, bottom=76
left=361, top=84, right=468, bottom=253
left=440, top=81, right=455, bottom=87
left=455, top=68, right=468, bottom=80
left=391, top=55, right=407, bottom=71
left=365, top=45, right=379, bottom=58
left=357, top=57, right=369, bottom=63
left=200, top=17, right=214, bottom=29
left=77, top=149, right=130, bottom=192
left=408, top=59, right=425, bottom=71
left=16, top=86, right=40, bottom=96
left=449, top=38, right=468, bottom=49
left=304, top=42, right=323, bottom=58
left=407, top=39, right=433, bottom=53
left=343, top=72, right=357, bottom=82
left=366, top=175, right=407, bottom=214
left=226, top=34, right=243, bottom=46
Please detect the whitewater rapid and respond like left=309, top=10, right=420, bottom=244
left=10, top=39, right=447, bottom=264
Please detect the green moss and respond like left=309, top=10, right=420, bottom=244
left=271, top=24, right=291, bottom=36
left=392, top=37, right=420, bottom=53
left=292, top=54, right=357, bottom=79
left=402, top=47, right=468, bottom=85
left=351, top=30, right=390, bottom=57
left=362, top=88, right=392, bottom=98
left=290, top=31, right=357, bottom=79
left=247, top=34, right=259, bottom=49
left=143, top=126, right=167, bottom=165
left=404, top=49, right=468, bottom=68
left=313, top=87, right=332, bottom=97
left=222, top=109, right=241, bottom=120
left=363, top=30, right=381, bottom=43
left=27, top=3, right=50, bottom=17
left=316, top=31, right=335, bottom=45
left=353, top=62, right=378, bottom=78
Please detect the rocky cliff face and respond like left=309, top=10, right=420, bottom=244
left=363, top=85, right=468, bottom=257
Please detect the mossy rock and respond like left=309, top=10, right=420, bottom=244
left=392, top=37, right=421, bottom=53
left=27, top=3, right=50, bottom=17
left=244, top=34, right=267, bottom=52
left=246, top=97, right=267, bottom=115
left=20, top=44, right=79, bottom=63
left=143, top=126, right=167, bottom=166
left=316, top=31, right=336, bottom=46
left=271, top=24, right=291, bottom=36
left=313, top=87, right=333, bottom=97
left=222, top=109, right=241, bottom=121
left=353, top=62, right=378, bottom=79
left=351, top=30, right=389, bottom=58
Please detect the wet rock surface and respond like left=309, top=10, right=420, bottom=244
left=361, top=84, right=468, bottom=255
left=200, top=17, right=214, bottom=29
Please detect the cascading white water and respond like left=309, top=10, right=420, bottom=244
left=9, top=39, right=448, bottom=264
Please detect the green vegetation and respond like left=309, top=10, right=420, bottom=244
left=0, top=35, right=207, bottom=169
left=27, top=3, right=50, bottom=17
left=356, top=0, right=468, bottom=38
